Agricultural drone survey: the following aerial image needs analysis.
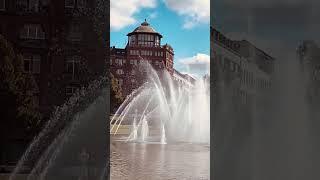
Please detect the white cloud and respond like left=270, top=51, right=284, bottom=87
left=148, top=12, right=158, bottom=19
left=111, top=0, right=157, bottom=31
left=178, top=53, right=210, bottom=77
left=164, top=0, right=210, bottom=29
left=180, top=72, right=200, bottom=79
left=224, top=0, right=315, bottom=8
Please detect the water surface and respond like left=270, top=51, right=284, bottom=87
left=110, top=139, right=210, bottom=180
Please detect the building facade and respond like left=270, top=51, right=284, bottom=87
left=110, top=20, right=180, bottom=96
left=211, top=26, right=274, bottom=179
left=297, top=40, right=320, bottom=106
left=211, top=26, right=273, bottom=108
left=211, top=26, right=274, bottom=145
left=0, top=0, right=106, bottom=118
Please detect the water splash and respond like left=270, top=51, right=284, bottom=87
left=111, top=60, right=210, bottom=144
left=10, top=77, right=109, bottom=180
left=140, top=116, right=149, bottom=142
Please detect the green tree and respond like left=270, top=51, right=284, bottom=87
left=110, top=73, right=124, bottom=113
left=0, top=35, right=41, bottom=139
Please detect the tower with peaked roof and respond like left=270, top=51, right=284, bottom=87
left=110, top=20, right=175, bottom=97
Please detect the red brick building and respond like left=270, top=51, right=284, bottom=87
left=0, top=0, right=107, bottom=118
left=0, top=0, right=108, bottom=168
left=110, top=20, right=175, bottom=96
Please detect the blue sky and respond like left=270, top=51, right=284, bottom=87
left=110, top=0, right=210, bottom=78
left=212, top=0, right=320, bottom=59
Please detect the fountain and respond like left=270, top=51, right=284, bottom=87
left=140, top=116, right=149, bottom=142
left=9, top=77, right=109, bottom=180
left=8, top=58, right=210, bottom=179
left=131, top=115, right=138, bottom=141
left=111, top=60, right=210, bottom=144
left=213, top=50, right=317, bottom=180
left=110, top=59, right=210, bottom=179
left=160, top=125, right=166, bottom=144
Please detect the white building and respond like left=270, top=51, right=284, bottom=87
left=211, top=26, right=272, bottom=107
left=173, top=69, right=195, bottom=87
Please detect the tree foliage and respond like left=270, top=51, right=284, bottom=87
left=0, top=35, right=41, bottom=137
left=110, top=73, right=124, bottom=112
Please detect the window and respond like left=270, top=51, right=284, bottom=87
left=138, top=34, right=155, bottom=47
left=0, top=0, right=5, bottom=11
left=130, top=59, right=138, bottom=65
left=130, top=50, right=139, bottom=55
left=20, top=24, right=45, bottom=39
left=118, top=79, right=123, bottom=86
left=66, top=56, right=80, bottom=78
left=66, top=86, right=78, bottom=96
left=116, top=59, right=125, bottom=66
left=32, top=55, right=41, bottom=73
left=116, top=69, right=124, bottom=75
left=65, top=0, right=86, bottom=8
left=129, top=35, right=136, bottom=46
left=155, top=36, right=160, bottom=46
left=65, top=0, right=75, bottom=8
left=16, top=0, right=43, bottom=12
left=68, top=22, right=82, bottom=41
left=230, top=62, right=236, bottom=72
left=155, top=51, right=163, bottom=57
left=23, top=55, right=32, bottom=73
left=77, top=0, right=87, bottom=8
left=223, top=58, right=230, bottom=71
left=16, top=0, right=29, bottom=11
left=140, top=51, right=152, bottom=56
left=23, top=54, right=41, bottom=73
left=29, top=0, right=39, bottom=12
left=159, top=61, right=163, bottom=68
left=23, top=55, right=40, bottom=73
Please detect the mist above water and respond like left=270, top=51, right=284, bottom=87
left=252, top=52, right=313, bottom=180
left=111, top=61, right=210, bottom=144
